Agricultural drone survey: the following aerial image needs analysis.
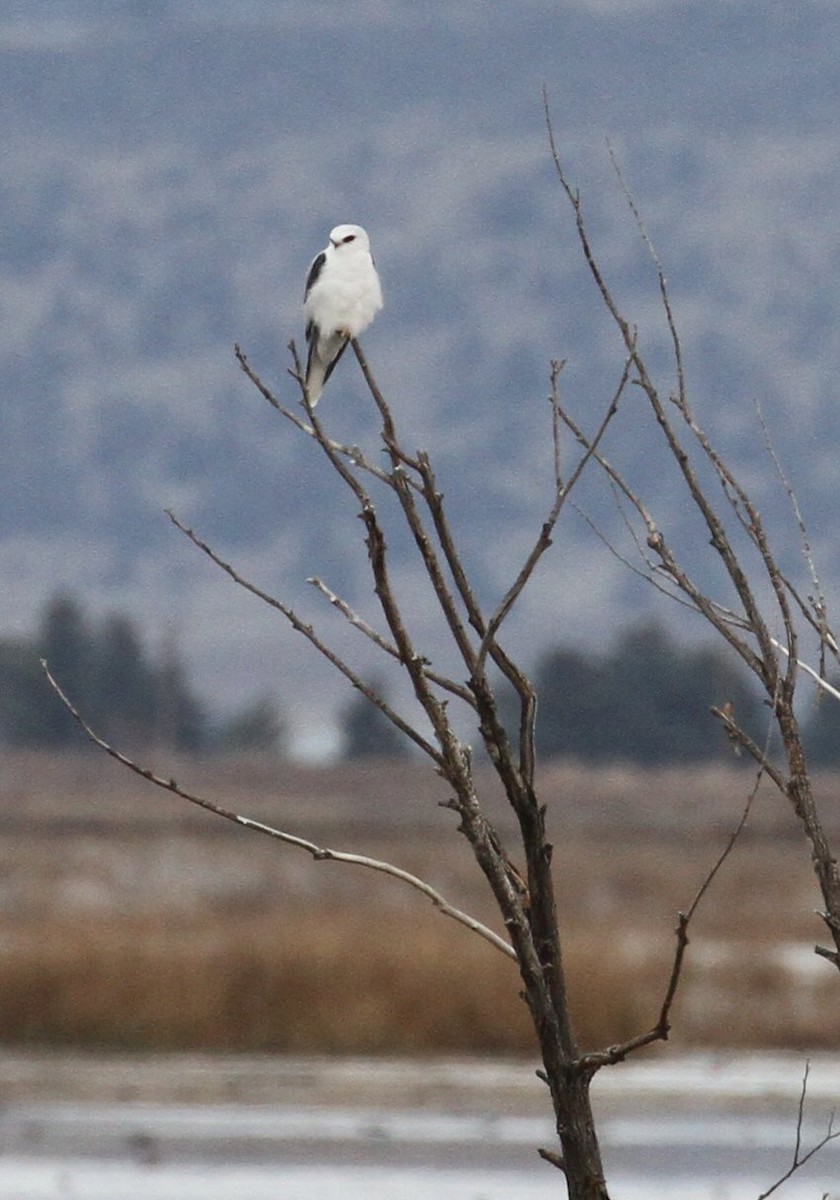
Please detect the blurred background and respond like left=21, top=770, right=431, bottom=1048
left=1, top=0, right=839, bottom=1063
left=1, top=0, right=839, bottom=755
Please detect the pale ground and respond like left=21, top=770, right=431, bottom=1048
left=0, top=1052, right=838, bottom=1200
left=1, top=1048, right=839, bottom=1114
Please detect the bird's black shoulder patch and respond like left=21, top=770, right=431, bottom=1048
left=304, top=251, right=326, bottom=300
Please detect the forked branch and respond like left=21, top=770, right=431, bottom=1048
left=544, top=93, right=840, bottom=971
left=165, top=509, right=442, bottom=763
left=476, top=350, right=632, bottom=677
left=579, top=757, right=766, bottom=1073
left=757, top=1062, right=839, bottom=1200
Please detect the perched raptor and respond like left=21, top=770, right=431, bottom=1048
left=303, top=224, right=383, bottom=406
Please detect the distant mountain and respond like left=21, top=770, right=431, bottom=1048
left=2, top=1, right=839, bottom=756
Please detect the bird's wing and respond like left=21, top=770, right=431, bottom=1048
left=304, top=251, right=327, bottom=302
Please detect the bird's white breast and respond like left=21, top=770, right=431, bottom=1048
left=305, top=248, right=383, bottom=339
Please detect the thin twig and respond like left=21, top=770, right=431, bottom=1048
left=771, top=640, right=840, bottom=703
left=606, top=139, right=686, bottom=411
left=408, top=447, right=540, bottom=790
left=710, top=705, right=786, bottom=792
left=579, top=756, right=768, bottom=1074
left=351, top=339, right=422, bottom=473
left=308, top=576, right=476, bottom=707
left=302, top=352, right=466, bottom=765
left=546, top=97, right=787, bottom=698
left=350, top=342, right=571, bottom=1080
left=349, top=347, right=484, bottom=687
left=234, top=343, right=392, bottom=487
left=756, top=398, right=836, bottom=668
left=757, top=1061, right=839, bottom=1200
left=40, top=660, right=516, bottom=962
left=475, top=349, right=631, bottom=676
left=165, top=510, right=442, bottom=763
left=558, top=403, right=765, bottom=679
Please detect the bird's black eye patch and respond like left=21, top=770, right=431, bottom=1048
left=342, top=234, right=356, bottom=243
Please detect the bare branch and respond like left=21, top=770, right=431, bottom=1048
left=757, top=1061, right=839, bottom=1200
left=240, top=342, right=554, bottom=1013
left=353, top=384, right=486, bottom=686
left=406, top=447, right=542, bottom=788
left=40, top=660, right=516, bottom=962
left=757, top=399, right=839, bottom=671
left=307, top=575, right=477, bottom=707
left=537, top=1146, right=566, bottom=1172
left=475, top=349, right=632, bottom=676
left=771, top=640, right=840, bottom=704
left=557, top=402, right=765, bottom=679
left=413, top=449, right=489, bottom=647
left=351, top=338, right=422, bottom=474
left=664, top=382, right=798, bottom=690
left=234, top=343, right=393, bottom=487
left=546, top=98, right=790, bottom=697
left=543, top=127, right=840, bottom=960
left=349, top=336, right=581, bottom=1148
left=165, top=509, right=443, bottom=763
left=606, top=139, right=686, bottom=410
left=758, top=402, right=830, bottom=623
left=543, top=89, right=634, bottom=349
left=690, top=766, right=766, bottom=923
left=285, top=348, right=477, bottom=768
left=348, top=349, right=545, bottom=831
left=580, top=758, right=768, bottom=1074
left=709, top=705, right=787, bottom=792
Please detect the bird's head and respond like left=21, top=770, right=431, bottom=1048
left=328, top=224, right=370, bottom=252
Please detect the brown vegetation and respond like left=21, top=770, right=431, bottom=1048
left=1, top=752, right=838, bottom=1055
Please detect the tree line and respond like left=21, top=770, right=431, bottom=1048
left=0, top=592, right=280, bottom=754
left=346, top=620, right=840, bottom=766
left=531, top=621, right=839, bottom=766
left=3, top=594, right=836, bottom=764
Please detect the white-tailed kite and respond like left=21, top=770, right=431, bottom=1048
left=303, top=223, right=383, bottom=406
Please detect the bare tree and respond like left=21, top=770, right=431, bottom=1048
left=44, top=110, right=840, bottom=1198
left=541, top=113, right=840, bottom=976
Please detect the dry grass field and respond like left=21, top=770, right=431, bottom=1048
left=0, top=750, right=838, bottom=1054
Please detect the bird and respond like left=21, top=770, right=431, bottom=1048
left=303, top=223, right=383, bottom=407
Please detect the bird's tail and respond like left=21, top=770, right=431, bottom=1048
left=304, top=331, right=350, bottom=408
left=304, top=363, right=325, bottom=407
left=304, top=348, right=327, bottom=407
